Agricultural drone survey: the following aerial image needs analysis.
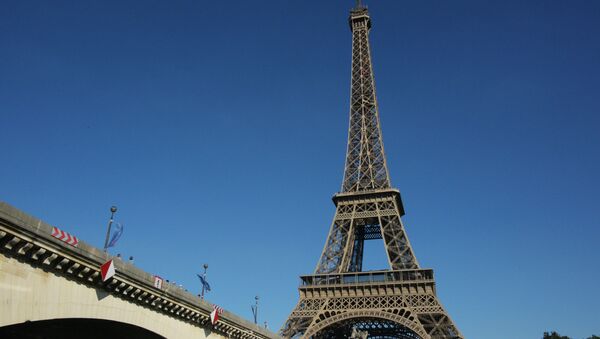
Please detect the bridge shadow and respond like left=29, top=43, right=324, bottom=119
left=203, top=326, right=213, bottom=337
left=95, top=288, right=110, bottom=301
left=0, top=318, right=165, bottom=339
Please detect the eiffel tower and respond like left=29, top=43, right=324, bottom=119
left=280, top=2, right=463, bottom=339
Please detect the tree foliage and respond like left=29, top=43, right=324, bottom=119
left=542, top=331, right=599, bottom=339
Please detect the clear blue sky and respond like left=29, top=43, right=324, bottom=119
left=1, top=1, right=599, bottom=338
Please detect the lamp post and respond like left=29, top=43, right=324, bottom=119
left=103, top=206, right=117, bottom=252
left=201, top=264, right=209, bottom=299
left=251, top=295, right=259, bottom=324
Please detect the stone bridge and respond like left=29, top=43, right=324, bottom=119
left=0, top=201, right=280, bottom=339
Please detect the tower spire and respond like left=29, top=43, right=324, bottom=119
left=342, top=4, right=389, bottom=192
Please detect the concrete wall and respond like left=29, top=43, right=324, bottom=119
left=0, top=254, right=223, bottom=339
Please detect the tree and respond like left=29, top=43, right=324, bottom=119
left=543, top=331, right=600, bottom=339
left=543, top=332, right=570, bottom=339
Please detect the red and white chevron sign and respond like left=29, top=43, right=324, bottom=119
left=51, top=226, right=79, bottom=247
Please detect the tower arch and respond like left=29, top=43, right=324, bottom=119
left=305, top=310, right=428, bottom=339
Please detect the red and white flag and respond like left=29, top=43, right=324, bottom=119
left=100, top=259, right=116, bottom=282
left=210, top=305, right=224, bottom=325
left=153, top=276, right=163, bottom=290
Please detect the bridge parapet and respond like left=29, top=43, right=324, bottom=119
left=0, top=201, right=280, bottom=339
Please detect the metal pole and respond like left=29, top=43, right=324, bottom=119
left=252, top=295, right=259, bottom=324
left=201, top=264, right=208, bottom=299
left=103, top=206, right=117, bottom=252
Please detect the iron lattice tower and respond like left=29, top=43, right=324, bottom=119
left=280, top=4, right=463, bottom=339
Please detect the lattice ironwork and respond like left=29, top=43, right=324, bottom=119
left=281, top=3, right=462, bottom=339
left=316, top=195, right=418, bottom=274
left=342, top=7, right=390, bottom=193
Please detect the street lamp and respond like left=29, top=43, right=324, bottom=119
left=251, top=295, right=259, bottom=324
left=201, top=264, right=209, bottom=299
left=103, top=206, right=117, bottom=252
